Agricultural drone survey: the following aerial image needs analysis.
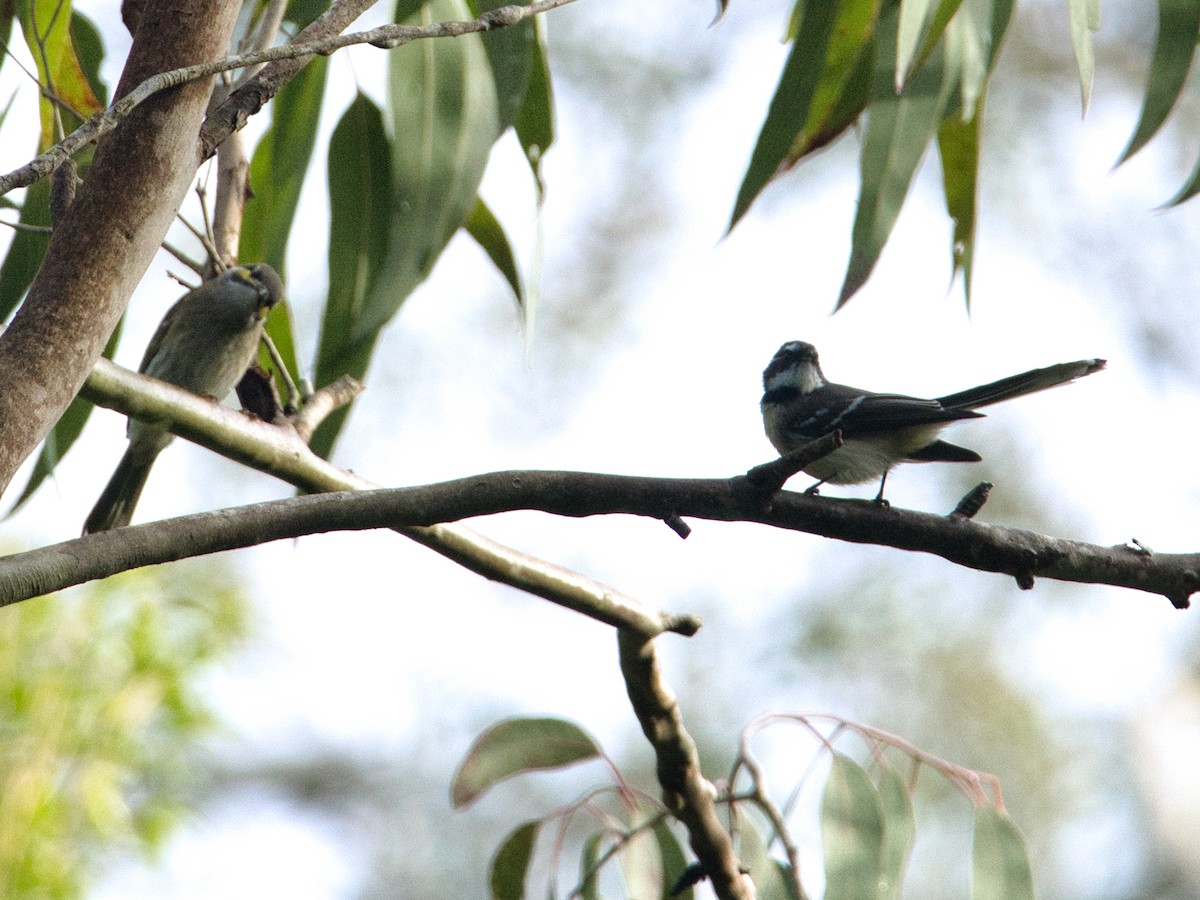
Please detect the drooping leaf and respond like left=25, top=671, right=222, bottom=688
left=514, top=16, right=554, bottom=195
left=786, top=0, right=885, bottom=163
left=728, top=0, right=841, bottom=230
left=1117, top=0, right=1200, bottom=166
left=898, top=0, right=944, bottom=87
left=470, top=0, right=535, bottom=135
left=0, top=176, right=50, bottom=319
left=1066, top=0, right=1100, bottom=113
left=241, top=58, right=328, bottom=272
left=734, top=812, right=795, bottom=900
left=450, top=716, right=601, bottom=808
left=618, top=822, right=663, bottom=900
left=17, top=0, right=103, bottom=148
left=311, top=92, right=392, bottom=458
left=971, top=807, right=1034, bottom=900
left=653, top=820, right=694, bottom=900
left=350, top=0, right=499, bottom=345
left=791, top=42, right=875, bottom=160
left=820, top=753, right=886, bottom=900
left=942, top=0, right=1015, bottom=120
left=578, top=831, right=604, bottom=900
left=240, top=54, right=329, bottom=386
left=284, top=0, right=328, bottom=28
left=69, top=11, right=107, bottom=108
left=490, top=819, right=539, bottom=900
left=310, top=0, right=499, bottom=456
left=6, top=319, right=122, bottom=516
left=0, top=2, right=15, bottom=83
left=1162, top=150, right=1200, bottom=206
left=875, top=764, right=915, bottom=899
left=837, top=2, right=954, bottom=306
left=465, top=196, right=524, bottom=308
left=895, top=0, right=967, bottom=89
left=937, top=103, right=980, bottom=303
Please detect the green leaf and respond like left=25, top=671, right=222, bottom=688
left=240, top=54, right=329, bottom=386
left=514, top=17, right=554, bottom=194
left=1162, top=149, right=1200, bottom=206
left=0, top=2, right=15, bottom=83
left=735, top=813, right=796, bottom=900
left=490, top=819, right=539, bottom=900
left=875, top=765, right=915, bottom=899
left=0, top=176, right=50, bottom=319
left=311, top=92, right=392, bottom=458
left=470, top=0, right=535, bottom=135
left=896, top=0, right=966, bottom=90
left=309, top=0, right=500, bottom=457
left=465, top=196, right=524, bottom=308
left=618, top=823, right=662, bottom=900
left=937, top=103, right=979, bottom=304
left=1066, top=0, right=1099, bottom=113
left=450, top=716, right=601, bottom=808
left=971, top=807, right=1034, bottom=900
left=241, top=58, right=328, bottom=272
left=653, top=820, right=693, bottom=900
left=350, top=0, right=499, bottom=345
left=16, top=0, right=103, bottom=147
left=787, top=0, right=885, bottom=163
left=837, top=2, right=954, bottom=307
left=942, top=0, right=1014, bottom=120
left=284, top=0, right=327, bottom=28
left=821, top=753, right=886, bottom=900
left=6, top=320, right=122, bottom=516
left=1117, top=0, right=1200, bottom=166
left=69, top=11, right=108, bottom=107
left=897, top=0, right=940, bottom=87
left=728, top=0, right=841, bottom=230
left=578, top=831, right=604, bottom=900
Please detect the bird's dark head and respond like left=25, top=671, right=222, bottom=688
left=763, top=341, right=824, bottom=393
left=239, top=263, right=284, bottom=319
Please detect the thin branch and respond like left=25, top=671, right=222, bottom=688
left=57, top=356, right=701, bottom=638
left=0, top=0, right=580, bottom=198
left=618, top=630, right=753, bottom=900
left=10, top=445, right=1199, bottom=608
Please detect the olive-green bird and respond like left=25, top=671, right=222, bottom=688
left=83, top=264, right=284, bottom=534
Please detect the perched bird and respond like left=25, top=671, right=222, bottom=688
left=760, top=341, right=1106, bottom=500
left=83, top=264, right=283, bottom=534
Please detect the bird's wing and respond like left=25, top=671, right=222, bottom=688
left=780, top=390, right=982, bottom=439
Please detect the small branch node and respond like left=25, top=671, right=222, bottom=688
left=291, top=376, right=365, bottom=443
left=741, top=431, right=842, bottom=497
left=949, top=481, right=992, bottom=519
left=663, top=513, right=691, bottom=539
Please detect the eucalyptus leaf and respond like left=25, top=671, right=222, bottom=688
left=971, top=807, right=1034, bottom=900
left=490, top=820, right=540, bottom=900
left=311, top=92, right=392, bottom=458
left=241, top=55, right=329, bottom=386
left=728, top=0, right=840, bottom=230
left=1117, top=0, right=1200, bottom=166
left=837, top=2, right=954, bottom=306
left=450, top=716, right=601, bottom=808
left=821, top=753, right=885, bottom=900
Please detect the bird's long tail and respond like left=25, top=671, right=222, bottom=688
left=936, top=358, right=1106, bottom=411
left=83, top=447, right=159, bottom=534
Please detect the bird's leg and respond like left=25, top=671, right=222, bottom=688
left=873, top=470, right=891, bottom=506
left=804, top=478, right=827, bottom=496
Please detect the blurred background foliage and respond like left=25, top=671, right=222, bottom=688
left=0, top=560, right=246, bottom=899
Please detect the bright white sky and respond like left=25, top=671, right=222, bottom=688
left=2, top=0, right=1199, bottom=897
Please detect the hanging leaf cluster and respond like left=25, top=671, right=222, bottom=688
left=728, top=0, right=1200, bottom=307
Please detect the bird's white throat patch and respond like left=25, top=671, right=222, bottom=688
left=766, top=360, right=825, bottom=395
